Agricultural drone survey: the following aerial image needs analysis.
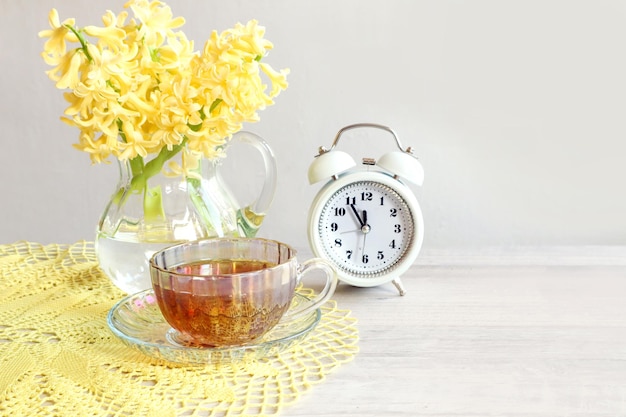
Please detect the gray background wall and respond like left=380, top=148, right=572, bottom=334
left=2, top=0, right=625, bottom=255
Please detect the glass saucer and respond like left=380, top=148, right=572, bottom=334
left=107, top=289, right=321, bottom=365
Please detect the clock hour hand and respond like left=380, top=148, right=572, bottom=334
left=361, top=210, right=370, bottom=234
left=351, top=204, right=371, bottom=234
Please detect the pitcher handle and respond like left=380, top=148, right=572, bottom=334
left=229, top=131, right=278, bottom=237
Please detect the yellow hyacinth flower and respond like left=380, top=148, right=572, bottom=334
left=39, top=9, right=77, bottom=64
left=41, top=0, right=287, bottom=181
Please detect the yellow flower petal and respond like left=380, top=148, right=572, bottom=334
left=42, top=2, right=288, bottom=165
left=260, top=63, right=289, bottom=97
left=55, top=50, right=85, bottom=89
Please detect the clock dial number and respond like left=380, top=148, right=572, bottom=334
left=318, top=181, right=414, bottom=277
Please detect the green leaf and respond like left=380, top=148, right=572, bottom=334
left=189, top=122, right=202, bottom=132
left=209, top=98, right=223, bottom=113
left=149, top=47, right=160, bottom=63
left=106, top=80, right=120, bottom=94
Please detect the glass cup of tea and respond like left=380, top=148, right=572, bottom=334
left=149, top=237, right=339, bottom=347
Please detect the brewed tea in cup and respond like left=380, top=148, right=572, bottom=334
left=149, top=237, right=338, bottom=347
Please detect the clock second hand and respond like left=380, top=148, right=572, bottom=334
left=349, top=205, right=371, bottom=259
left=360, top=210, right=369, bottom=259
left=341, top=205, right=365, bottom=236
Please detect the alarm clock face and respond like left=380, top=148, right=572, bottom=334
left=316, top=180, right=415, bottom=278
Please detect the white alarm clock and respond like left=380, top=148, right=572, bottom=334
left=307, top=123, right=424, bottom=295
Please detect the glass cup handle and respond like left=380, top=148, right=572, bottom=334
left=284, top=258, right=339, bottom=320
left=229, top=131, right=278, bottom=217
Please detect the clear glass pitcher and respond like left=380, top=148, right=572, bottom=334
left=95, top=131, right=277, bottom=294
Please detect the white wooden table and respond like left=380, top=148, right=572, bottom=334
left=287, top=247, right=626, bottom=416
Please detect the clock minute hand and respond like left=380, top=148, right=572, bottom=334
left=350, top=204, right=365, bottom=227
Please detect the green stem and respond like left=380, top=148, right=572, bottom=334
left=128, top=155, right=144, bottom=178
left=129, top=138, right=187, bottom=189
left=63, top=24, right=93, bottom=62
left=111, top=138, right=188, bottom=223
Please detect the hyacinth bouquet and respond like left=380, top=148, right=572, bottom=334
left=39, top=0, right=288, bottom=219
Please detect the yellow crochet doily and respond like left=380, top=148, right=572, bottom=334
left=0, top=241, right=359, bottom=416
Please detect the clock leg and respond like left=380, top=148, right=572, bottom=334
left=391, top=278, right=406, bottom=296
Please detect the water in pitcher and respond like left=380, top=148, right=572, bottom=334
left=95, top=232, right=178, bottom=294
